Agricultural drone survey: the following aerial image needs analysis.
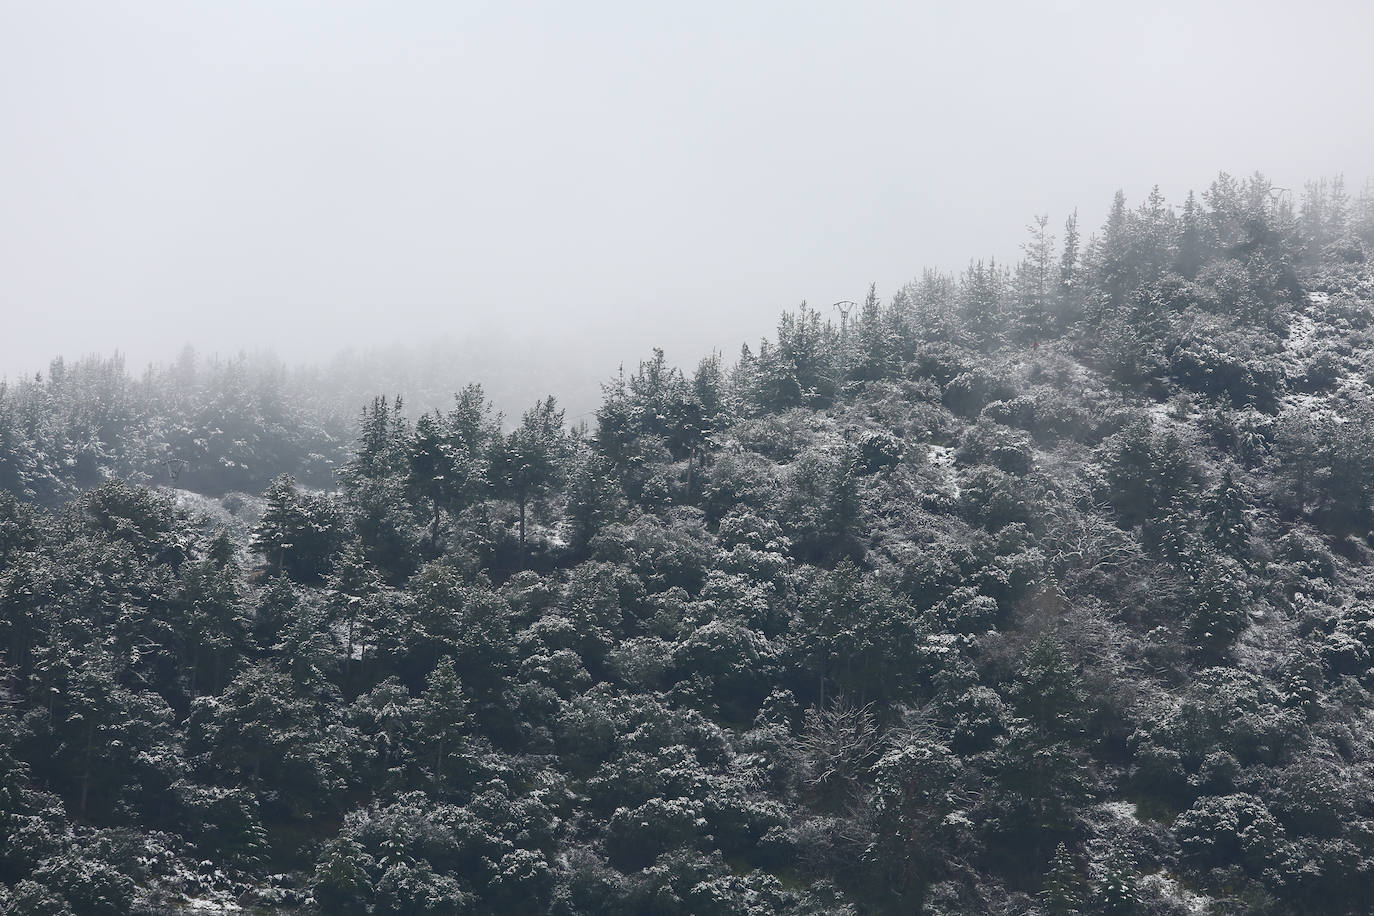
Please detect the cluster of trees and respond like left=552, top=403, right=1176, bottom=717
left=0, top=336, right=613, bottom=508
left=3, top=173, right=1374, bottom=913
left=0, top=350, right=347, bottom=502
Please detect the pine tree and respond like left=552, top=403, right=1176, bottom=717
left=1015, top=215, right=1056, bottom=343
left=1095, top=847, right=1139, bottom=914
left=1205, top=171, right=1247, bottom=253
left=562, top=441, right=622, bottom=556
left=1053, top=209, right=1082, bottom=328
left=1354, top=178, right=1374, bottom=247
left=310, top=836, right=374, bottom=915
left=1095, top=190, right=1132, bottom=310
left=1039, top=843, right=1084, bottom=916
left=344, top=396, right=409, bottom=486
left=407, top=413, right=452, bottom=551
left=1203, top=469, right=1251, bottom=559
left=251, top=475, right=308, bottom=577
left=1187, top=551, right=1252, bottom=659
left=176, top=544, right=249, bottom=697
left=413, top=658, right=470, bottom=788
left=327, top=541, right=381, bottom=682
left=494, top=397, right=566, bottom=559
left=682, top=353, right=729, bottom=496
left=822, top=442, right=862, bottom=559
left=1132, top=185, right=1178, bottom=286
left=1151, top=495, right=1197, bottom=567
left=1329, top=174, right=1350, bottom=241
left=959, top=258, right=1008, bottom=348
left=253, top=573, right=299, bottom=650
left=249, top=475, right=343, bottom=582
left=1008, top=637, right=1085, bottom=741
left=446, top=385, right=497, bottom=502
left=1176, top=190, right=1207, bottom=278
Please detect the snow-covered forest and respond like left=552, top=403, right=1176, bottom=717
left=5, top=173, right=1374, bottom=914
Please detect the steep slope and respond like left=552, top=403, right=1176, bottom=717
left=3, top=173, right=1374, bottom=914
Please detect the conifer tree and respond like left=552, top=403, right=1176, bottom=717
left=406, top=413, right=451, bottom=551
left=1039, top=842, right=1084, bottom=916
left=1354, top=179, right=1374, bottom=247
left=562, top=441, right=622, bottom=557
left=1176, top=190, right=1208, bottom=278
left=494, top=397, right=566, bottom=558
left=1095, top=190, right=1132, bottom=310
left=343, top=396, right=409, bottom=486
left=1203, top=469, right=1251, bottom=558
left=960, top=259, right=1008, bottom=348
left=413, top=658, right=470, bottom=789
left=1095, top=846, right=1140, bottom=915
left=327, top=541, right=381, bottom=682
left=310, top=836, right=374, bottom=915
left=1015, top=215, right=1056, bottom=343
left=250, top=475, right=343, bottom=582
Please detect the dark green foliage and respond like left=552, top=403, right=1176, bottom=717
left=1100, top=421, right=1196, bottom=527
left=794, top=563, right=923, bottom=706
left=7, top=171, right=1374, bottom=915
left=0, top=352, right=345, bottom=503
left=311, top=836, right=375, bottom=914
left=1039, top=843, right=1084, bottom=916
left=250, top=475, right=347, bottom=581
left=1093, top=846, right=1140, bottom=915
left=943, top=367, right=1015, bottom=417
left=561, top=441, right=624, bottom=558
left=1184, top=552, right=1253, bottom=658
left=494, top=396, right=567, bottom=558
left=1175, top=793, right=1286, bottom=875
left=1202, top=469, right=1252, bottom=558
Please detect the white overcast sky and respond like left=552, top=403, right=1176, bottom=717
left=2, top=0, right=1371, bottom=381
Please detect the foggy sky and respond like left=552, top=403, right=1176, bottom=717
left=2, top=0, right=1371, bottom=384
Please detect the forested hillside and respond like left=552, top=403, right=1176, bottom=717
left=0, top=335, right=609, bottom=505
left=4, top=173, right=1374, bottom=914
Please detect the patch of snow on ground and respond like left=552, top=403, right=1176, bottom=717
left=1139, top=871, right=1211, bottom=915
left=160, top=488, right=266, bottom=553
left=1285, top=392, right=1348, bottom=424
left=183, top=898, right=241, bottom=912
left=163, top=487, right=234, bottom=523
left=1145, top=402, right=1174, bottom=425
left=1066, top=360, right=1094, bottom=382
left=928, top=444, right=959, bottom=498
left=1100, top=800, right=1140, bottom=822
left=1286, top=310, right=1318, bottom=353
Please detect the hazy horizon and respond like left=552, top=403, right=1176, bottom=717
left=4, top=0, right=1371, bottom=384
